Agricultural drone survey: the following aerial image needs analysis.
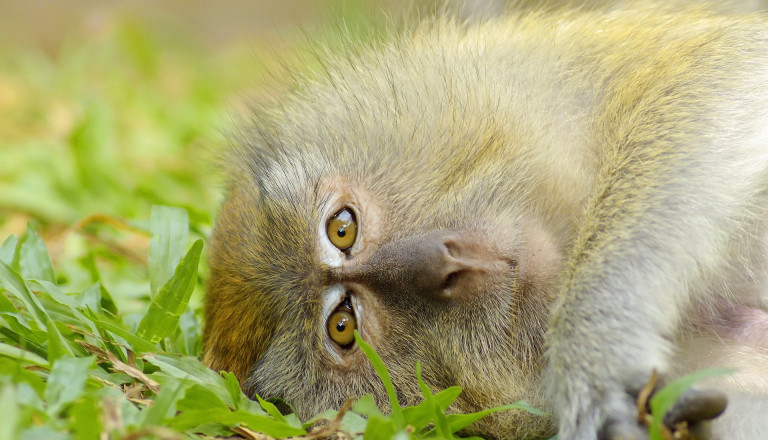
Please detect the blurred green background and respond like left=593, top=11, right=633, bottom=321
left=0, top=0, right=410, bottom=311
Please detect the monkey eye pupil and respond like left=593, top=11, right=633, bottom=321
left=327, top=309, right=356, bottom=347
left=327, top=207, right=358, bottom=251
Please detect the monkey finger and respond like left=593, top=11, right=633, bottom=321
left=663, top=388, right=727, bottom=426
left=687, top=420, right=714, bottom=440
left=599, top=419, right=649, bottom=440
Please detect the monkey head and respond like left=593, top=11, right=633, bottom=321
left=203, top=32, right=565, bottom=439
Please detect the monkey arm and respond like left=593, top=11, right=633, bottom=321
left=547, top=151, right=766, bottom=437
left=546, top=35, right=768, bottom=438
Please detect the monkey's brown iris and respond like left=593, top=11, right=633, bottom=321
left=327, top=310, right=356, bottom=346
left=327, top=208, right=357, bottom=251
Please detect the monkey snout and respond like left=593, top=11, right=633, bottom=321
left=343, top=231, right=508, bottom=301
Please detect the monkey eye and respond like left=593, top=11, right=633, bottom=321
left=327, top=207, right=358, bottom=251
left=327, top=306, right=356, bottom=347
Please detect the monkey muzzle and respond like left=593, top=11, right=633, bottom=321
left=328, top=231, right=513, bottom=301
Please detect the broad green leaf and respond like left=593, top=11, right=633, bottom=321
left=0, top=342, right=49, bottom=368
left=168, top=407, right=306, bottom=437
left=352, top=393, right=383, bottom=417
left=141, top=380, right=185, bottom=426
left=0, top=259, right=73, bottom=361
left=74, top=282, right=101, bottom=313
left=144, top=354, right=246, bottom=410
left=393, top=431, right=412, bottom=440
left=44, top=356, right=94, bottom=417
left=78, top=253, right=118, bottom=315
left=0, top=358, right=46, bottom=395
left=0, top=321, right=48, bottom=360
left=0, top=290, right=19, bottom=314
left=258, top=395, right=287, bottom=424
left=85, top=313, right=159, bottom=354
left=175, top=309, right=200, bottom=355
left=0, top=260, right=48, bottom=327
left=284, top=413, right=303, bottom=430
left=187, top=424, right=235, bottom=437
left=70, top=395, right=103, bottom=440
left=19, top=225, right=55, bottom=283
left=355, top=331, right=404, bottom=428
left=0, top=234, right=18, bottom=265
left=46, top=329, right=71, bottom=363
left=31, top=280, right=99, bottom=336
left=19, top=426, right=70, bottom=440
left=224, top=372, right=244, bottom=410
left=136, top=239, right=203, bottom=345
left=13, top=381, right=45, bottom=412
left=362, top=415, right=398, bottom=440
left=176, top=383, right=228, bottom=411
left=403, top=386, right=461, bottom=431
left=149, top=206, right=189, bottom=296
left=0, top=385, right=19, bottom=440
left=146, top=353, right=226, bottom=385
left=96, top=283, right=118, bottom=316
left=305, top=409, right=338, bottom=428
left=339, top=410, right=368, bottom=434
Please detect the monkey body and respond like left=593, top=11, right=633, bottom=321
left=204, top=6, right=768, bottom=439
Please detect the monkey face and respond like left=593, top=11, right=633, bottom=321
left=203, top=38, right=562, bottom=438
left=204, top=137, right=557, bottom=436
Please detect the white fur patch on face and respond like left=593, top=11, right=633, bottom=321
left=318, top=228, right=343, bottom=267
left=321, top=284, right=346, bottom=321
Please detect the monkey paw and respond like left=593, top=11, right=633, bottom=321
left=596, top=372, right=728, bottom=440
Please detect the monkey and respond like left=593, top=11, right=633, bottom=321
left=202, top=4, right=768, bottom=439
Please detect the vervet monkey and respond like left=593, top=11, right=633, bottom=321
left=203, top=4, right=768, bottom=439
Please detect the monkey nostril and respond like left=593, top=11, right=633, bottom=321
left=443, top=270, right=460, bottom=291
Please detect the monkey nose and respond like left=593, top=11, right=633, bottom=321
left=346, top=231, right=507, bottom=301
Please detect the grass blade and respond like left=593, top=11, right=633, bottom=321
left=402, top=385, right=461, bottom=430
left=354, top=331, right=405, bottom=428
left=137, top=239, right=203, bottom=345
left=149, top=206, right=189, bottom=296
left=18, top=225, right=55, bottom=283
left=142, top=380, right=185, bottom=426
left=0, top=385, right=19, bottom=440
left=168, top=407, right=306, bottom=437
left=649, top=368, right=734, bottom=440
left=442, top=401, right=546, bottom=435
left=0, top=259, right=73, bottom=361
left=44, top=356, right=94, bottom=417
left=0, top=235, right=18, bottom=265
left=85, top=313, right=160, bottom=354
left=416, top=361, right=451, bottom=437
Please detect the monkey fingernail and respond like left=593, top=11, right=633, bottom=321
left=664, top=388, right=728, bottom=426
